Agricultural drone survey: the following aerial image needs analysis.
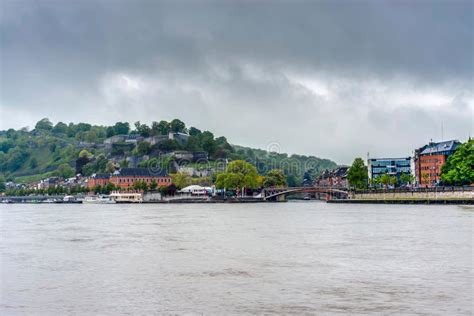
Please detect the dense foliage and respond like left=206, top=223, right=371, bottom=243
left=215, top=160, right=260, bottom=190
left=0, top=118, right=337, bottom=187
left=262, top=169, right=287, bottom=188
left=347, top=158, right=368, bottom=189
left=440, top=139, right=474, bottom=186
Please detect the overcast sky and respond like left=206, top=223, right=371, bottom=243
left=1, top=0, right=472, bottom=164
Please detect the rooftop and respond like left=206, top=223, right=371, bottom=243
left=91, top=173, right=110, bottom=179
left=112, top=168, right=169, bottom=177
left=420, top=140, right=461, bottom=155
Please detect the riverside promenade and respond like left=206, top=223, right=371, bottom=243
left=335, top=186, right=474, bottom=204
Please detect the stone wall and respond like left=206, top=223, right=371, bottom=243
left=352, top=190, right=473, bottom=200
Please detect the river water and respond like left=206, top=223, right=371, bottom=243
left=1, top=202, right=472, bottom=315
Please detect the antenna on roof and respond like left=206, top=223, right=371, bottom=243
left=441, top=122, right=444, bottom=142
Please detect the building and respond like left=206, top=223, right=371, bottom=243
left=314, top=166, right=349, bottom=188
left=87, top=173, right=111, bottom=189
left=168, top=131, right=189, bottom=145
left=37, top=177, right=60, bottom=190
left=414, top=140, right=461, bottom=187
left=144, top=135, right=169, bottom=145
left=104, top=134, right=144, bottom=149
left=367, top=157, right=411, bottom=183
left=110, top=168, right=172, bottom=189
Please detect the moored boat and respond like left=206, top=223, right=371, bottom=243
left=110, top=191, right=143, bottom=203
left=83, top=195, right=116, bottom=204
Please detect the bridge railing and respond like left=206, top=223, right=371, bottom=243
left=352, top=186, right=474, bottom=194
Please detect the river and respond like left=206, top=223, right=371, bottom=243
left=1, top=202, right=472, bottom=315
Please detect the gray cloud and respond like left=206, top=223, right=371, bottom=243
left=1, top=0, right=472, bottom=163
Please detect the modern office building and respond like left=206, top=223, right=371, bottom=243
left=367, top=157, right=412, bottom=183
left=413, top=140, right=461, bottom=187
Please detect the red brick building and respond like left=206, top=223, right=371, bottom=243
left=414, top=140, right=461, bottom=187
left=110, top=168, right=171, bottom=189
left=87, top=173, right=111, bottom=189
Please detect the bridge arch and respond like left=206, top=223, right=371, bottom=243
left=263, top=187, right=349, bottom=201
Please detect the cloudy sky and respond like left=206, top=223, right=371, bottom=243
left=1, top=0, right=472, bottom=164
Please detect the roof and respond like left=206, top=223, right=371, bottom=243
left=113, top=168, right=169, bottom=177
left=334, top=166, right=349, bottom=177
left=179, top=185, right=211, bottom=193
left=420, top=140, right=460, bottom=155
left=317, top=166, right=348, bottom=179
left=369, top=157, right=410, bottom=161
left=92, top=173, right=110, bottom=179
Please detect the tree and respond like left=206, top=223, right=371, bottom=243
left=379, top=173, right=391, bottom=188
left=114, top=122, right=130, bottom=135
left=160, top=183, right=177, bottom=196
left=215, top=160, right=259, bottom=190
left=134, top=121, right=151, bottom=137
left=153, top=120, right=170, bottom=135
left=0, top=175, right=6, bottom=192
left=389, top=175, right=397, bottom=187
left=184, top=136, right=201, bottom=152
left=82, top=163, right=95, bottom=176
left=441, top=139, right=474, bottom=186
left=400, top=173, right=414, bottom=186
left=136, top=141, right=151, bottom=155
left=95, top=154, right=108, bottom=173
left=106, top=126, right=116, bottom=137
left=200, top=131, right=217, bottom=155
left=170, top=119, right=186, bottom=133
left=188, top=127, right=201, bottom=136
left=132, top=180, right=148, bottom=192
left=263, top=169, right=287, bottom=188
left=157, top=139, right=180, bottom=151
left=347, top=158, right=368, bottom=189
left=79, top=149, right=92, bottom=159
left=76, top=123, right=92, bottom=132
left=104, top=182, right=117, bottom=194
left=85, top=131, right=98, bottom=143
left=150, top=180, right=158, bottom=190
left=52, top=122, right=68, bottom=134
left=106, top=161, right=117, bottom=173
left=35, top=118, right=53, bottom=131
left=171, top=172, right=192, bottom=189
left=56, top=163, right=75, bottom=179
left=286, top=174, right=299, bottom=187
left=5, top=148, right=29, bottom=172
left=29, top=157, right=38, bottom=169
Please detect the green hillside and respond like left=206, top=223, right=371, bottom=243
left=0, top=118, right=337, bottom=186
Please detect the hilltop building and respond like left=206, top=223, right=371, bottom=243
left=414, top=140, right=461, bottom=187
left=104, top=134, right=144, bottom=149
left=105, top=132, right=190, bottom=149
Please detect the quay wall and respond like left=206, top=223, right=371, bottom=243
left=351, top=190, right=473, bottom=200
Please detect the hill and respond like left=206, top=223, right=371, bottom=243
left=0, top=118, right=337, bottom=185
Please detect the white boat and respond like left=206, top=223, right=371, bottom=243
left=110, top=191, right=143, bottom=203
left=83, top=195, right=116, bottom=204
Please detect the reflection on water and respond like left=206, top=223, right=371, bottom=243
left=1, top=203, right=472, bottom=314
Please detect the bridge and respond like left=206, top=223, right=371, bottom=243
left=262, top=187, right=349, bottom=201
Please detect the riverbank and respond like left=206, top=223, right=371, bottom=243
left=0, top=196, right=277, bottom=204
left=329, top=198, right=474, bottom=204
